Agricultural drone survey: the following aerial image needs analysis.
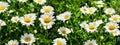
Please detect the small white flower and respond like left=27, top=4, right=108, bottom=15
left=53, top=38, right=67, bottom=45
left=8, top=10, right=14, bottom=13
left=80, top=21, right=88, bottom=28
left=39, top=14, right=55, bottom=29
left=58, top=27, right=71, bottom=36
left=57, top=11, right=72, bottom=22
left=0, top=2, right=9, bottom=13
left=109, top=14, right=120, bottom=22
left=18, top=0, right=27, bottom=3
left=11, top=16, right=19, bottom=23
left=34, top=30, right=37, bottom=33
left=112, top=29, right=120, bottom=36
left=87, top=7, right=97, bottom=14
left=20, top=13, right=36, bottom=26
left=84, top=40, right=98, bottom=45
left=40, top=6, right=54, bottom=15
left=80, top=6, right=89, bottom=14
left=95, top=20, right=103, bottom=26
left=104, top=22, right=119, bottom=33
left=104, top=8, right=115, bottom=15
left=0, top=19, right=6, bottom=26
left=34, top=0, right=46, bottom=5
left=7, top=40, right=19, bottom=45
left=85, top=22, right=98, bottom=32
left=20, top=33, right=36, bottom=44
left=95, top=1, right=104, bottom=8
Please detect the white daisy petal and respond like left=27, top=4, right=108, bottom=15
left=34, top=0, right=46, bottom=5
left=53, top=38, right=67, bottom=45
left=7, top=40, right=19, bottom=45
left=20, top=33, right=36, bottom=44
left=0, top=2, right=9, bottom=13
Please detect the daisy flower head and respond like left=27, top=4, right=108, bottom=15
left=112, top=29, right=120, bottom=36
left=87, top=7, right=97, bottom=14
left=84, top=40, right=98, bottom=45
left=79, top=21, right=88, bottom=28
left=85, top=22, right=98, bottom=32
left=58, top=27, right=71, bottom=36
left=0, top=2, right=9, bottom=13
left=104, top=22, right=119, bottom=33
left=18, top=0, right=27, bottom=3
left=20, top=33, right=35, bottom=44
left=53, top=38, right=67, bottom=45
left=0, top=19, right=6, bottom=26
left=7, top=40, right=19, bottom=45
left=95, top=0, right=104, bottom=8
left=34, top=0, right=46, bottom=5
left=20, top=13, right=36, bottom=26
left=57, top=11, right=72, bottom=22
left=80, top=6, right=89, bottom=14
left=40, top=6, right=54, bottom=15
left=104, top=8, right=115, bottom=15
left=39, top=14, right=55, bottom=29
left=11, top=16, right=19, bottom=23
left=109, top=14, right=120, bottom=22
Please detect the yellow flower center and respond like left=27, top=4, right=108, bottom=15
left=89, top=43, right=93, bottom=45
left=14, top=18, right=18, bottom=22
left=62, top=30, right=66, bottom=34
left=12, top=43, right=16, bottom=45
left=109, top=25, right=115, bottom=30
left=83, top=8, right=87, bottom=12
left=113, top=31, right=117, bottom=35
left=44, top=17, right=51, bottom=23
left=89, top=9, right=93, bottom=13
left=37, top=0, right=42, bottom=3
left=24, top=17, right=31, bottom=23
left=57, top=41, right=62, bottom=45
left=64, top=15, right=69, bottom=19
left=45, top=8, right=50, bottom=13
left=25, top=37, right=31, bottom=42
left=0, top=6, right=5, bottom=11
left=107, top=10, right=111, bottom=14
left=89, top=25, right=95, bottom=30
left=112, top=16, right=118, bottom=21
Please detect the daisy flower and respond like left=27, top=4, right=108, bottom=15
left=7, top=40, right=19, bottom=45
left=85, top=22, right=98, bottom=32
left=18, top=0, right=27, bottom=3
left=80, top=21, right=87, bottom=28
left=95, top=0, right=104, bottom=8
left=40, top=6, right=54, bottom=15
left=34, top=0, right=46, bottom=5
left=19, top=13, right=36, bottom=26
left=53, top=38, right=67, bottom=45
left=87, top=7, right=97, bottom=14
left=80, top=6, right=89, bottom=14
left=20, top=33, right=36, bottom=44
left=39, top=14, right=55, bottom=29
left=84, top=40, right=98, bottom=45
left=0, top=19, right=6, bottom=26
left=57, top=11, right=72, bottom=22
left=104, top=8, right=115, bottom=15
left=104, top=22, right=119, bottom=33
left=85, top=20, right=103, bottom=32
left=11, top=16, right=19, bottom=23
left=112, top=29, right=120, bottom=36
left=109, top=14, right=120, bottom=22
left=0, top=2, right=9, bottom=13
left=58, top=27, right=71, bottom=36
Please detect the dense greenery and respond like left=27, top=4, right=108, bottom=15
left=1, top=0, right=120, bottom=45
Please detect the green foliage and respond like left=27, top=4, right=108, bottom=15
left=0, top=0, right=120, bottom=45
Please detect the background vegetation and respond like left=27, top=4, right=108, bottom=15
left=0, top=0, right=120, bottom=45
